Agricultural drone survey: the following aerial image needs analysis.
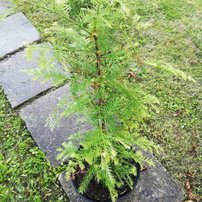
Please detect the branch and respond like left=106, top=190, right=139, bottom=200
left=28, top=1, right=90, bottom=34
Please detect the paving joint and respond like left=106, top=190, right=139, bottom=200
left=15, top=83, right=67, bottom=112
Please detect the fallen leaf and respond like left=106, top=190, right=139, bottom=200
left=185, top=170, right=193, bottom=178
left=185, top=178, right=200, bottom=202
left=141, top=166, right=147, bottom=172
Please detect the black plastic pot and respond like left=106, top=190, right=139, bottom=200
left=59, top=151, right=184, bottom=202
left=71, top=162, right=140, bottom=202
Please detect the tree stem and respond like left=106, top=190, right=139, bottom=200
left=92, top=32, right=105, bottom=131
left=93, top=33, right=101, bottom=76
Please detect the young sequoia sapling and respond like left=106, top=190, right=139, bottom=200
left=26, top=0, right=193, bottom=201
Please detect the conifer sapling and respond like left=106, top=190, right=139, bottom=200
left=26, top=0, right=193, bottom=201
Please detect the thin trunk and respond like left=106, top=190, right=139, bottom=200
left=92, top=32, right=105, bottom=131
left=93, top=33, right=101, bottom=76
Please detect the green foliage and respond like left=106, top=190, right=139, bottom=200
left=25, top=44, right=69, bottom=86
left=57, top=129, right=155, bottom=201
left=159, top=0, right=187, bottom=20
left=21, top=0, right=195, bottom=201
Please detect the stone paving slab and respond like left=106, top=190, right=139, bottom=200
left=59, top=153, right=184, bottom=202
left=0, top=47, right=53, bottom=108
left=0, top=12, right=40, bottom=58
left=0, top=0, right=11, bottom=6
left=20, top=85, right=91, bottom=166
left=0, top=0, right=11, bottom=15
left=0, top=5, right=8, bottom=15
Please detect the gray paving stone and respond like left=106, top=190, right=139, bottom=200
left=59, top=153, right=184, bottom=202
left=0, top=6, right=7, bottom=15
left=20, top=85, right=91, bottom=166
left=0, top=0, right=11, bottom=15
left=0, top=12, right=40, bottom=58
left=0, top=0, right=11, bottom=6
left=0, top=48, right=53, bottom=108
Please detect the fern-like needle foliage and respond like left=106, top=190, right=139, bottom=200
left=26, top=1, right=193, bottom=201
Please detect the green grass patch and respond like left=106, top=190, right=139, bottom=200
left=159, top=0, right=188, bottom=20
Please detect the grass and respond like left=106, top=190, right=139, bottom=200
left=134, top=1, right=202, bottom=199
left=0, top=0, right=201, bottom=201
